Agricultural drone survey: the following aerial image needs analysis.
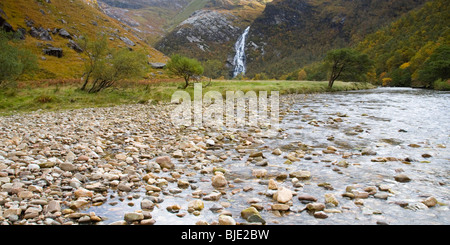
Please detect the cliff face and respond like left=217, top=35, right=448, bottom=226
left=155, top=0, right=269, bottom=75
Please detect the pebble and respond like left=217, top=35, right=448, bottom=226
left=274, top=187, right=293, bottom=204
left=0, top=95, right=445, bottom=226
left=324, top=193, right=339, bottom=206
left=124, top=212, right=144, bottom=222
left=218, top=214, right=236, bottom=225
left=155, top=156, right=174, bottom=169
left=211, top=172, right=228, bottom=188
left=313, top=211, right=328, bottom=219
left=422, top=196, right=437, bottom=207
left=394, top=174, right=411, bottom=183
left=289, top=170, right=311, bottom=180
left=298, top=194, right=318, bottom=203
left=268, top=179, right=278, bottom=190
left=306, top=203, right=325, bottom=212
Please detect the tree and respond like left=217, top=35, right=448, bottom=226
left=0, top=31, right=37, bottom=88
left=166, top=55, right=203, bottom=89
left=417, top=45, right=450, bottom=88
left=297, top=69, right=307, bottom=81
left=80, top=35, right=148, bottom=93
left=79, top=35, right=108, bottom=91
left=325, top=48, right=373, bottom=89
left=88, top=48, right=148, bottom=93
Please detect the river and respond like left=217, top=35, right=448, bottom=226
left=88, top=87, right=449, bottom=225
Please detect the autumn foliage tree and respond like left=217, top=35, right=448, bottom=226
left=325, top=48, right=373, bottom=89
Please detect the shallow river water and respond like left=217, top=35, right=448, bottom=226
left=88, top=87, right=450, bottom=225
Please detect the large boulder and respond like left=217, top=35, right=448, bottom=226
left=30, top=27, right=52, bottom=41
left=120, top=36, right=135, bottom=46
left=43, top=47, right=63, bottom=58
left=67, top=39, right=83, bottom=53
left=58, top=28, right=71, bottom=39
left=149, top=62, right=166, bottom=69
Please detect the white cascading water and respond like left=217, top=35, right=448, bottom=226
left=232, top=26, right=250, bottom=78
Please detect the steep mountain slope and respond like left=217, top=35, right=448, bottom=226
left=155, top=0, right=271, bottom=76
left=356, top=0, right=449, bottom=87
left=245, top=0, right=428, bottom=78
left=0, top=0, right=166, bottom=80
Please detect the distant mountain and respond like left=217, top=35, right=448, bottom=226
left=245, top=0, right=428, bottom=78
left=97, top=0, right=193, bottom=44
left=0, top=0, right=166, bottom=80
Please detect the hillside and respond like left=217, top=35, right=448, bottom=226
left=97, top=0, right=193, bottom=44
left=356, top=0, right=450, bottom=87
left=245, top=0, right=428, bottom=78
left=0, top=0, right=166, bottom=80
left=155, top=0, right=271, bottom=77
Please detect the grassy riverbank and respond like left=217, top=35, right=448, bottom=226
left=0, top=80, right=375, bottom=116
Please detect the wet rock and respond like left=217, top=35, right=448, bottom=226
left=422, top=196, right=437, bottom=207
left=188, top=200, right=204, bottom=211
left=324, top=193, right=339, bottom=206
left=117, top=183, right=132, bottom=192
left=155, top=156, right=174, bottom=169
left=249, top=151, right=264, bottom=158
left=268, top=179, right=278, bottom=190
left=374, top=193, right=389, bottom=200
left=298, top=194, right=318, bottom=203
left=203, top=191, right=221, bottom=201
left=272, top=148, right=282, bottom=155
left=405, top=202, right=428, bottom=211
left=177, top=179, right=190, bottom=189
left=211, top=172, right=227, bottom=188
left=274, top=187, right=293, bottom=204
left=252, top=169, right=267, bottom=178
left=166, top=204, right=181, bottom=213
left=421, top=153, right=432, bottom=158
left=313, top=211, right=328, bottom=219
left=140, top=199, right=155, bottom=210
left=394, top=174, right=411, bottom=183
left=141, top=219, right=156, bottom=225
left=361, top=148, right=377, bottom=156
left=241, top=207, right=265, bottom=224
left=289, top=170, right=311, bottom=180
left=271, top=203, right=290, bottom=211
left=218, top=214, right=236, bottom=225
left=124, top=212, right=144, bottom=222
left=74, top=188, right=93, bottom=198
left=353, top=191, right=369, bottom=199
left=306, top=203, right=325, bottom=212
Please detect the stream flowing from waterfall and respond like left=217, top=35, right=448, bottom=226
left=232, top=26, right=250, bottom=78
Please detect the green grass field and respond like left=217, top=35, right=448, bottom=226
left=0, top=80, right=375, bottom=116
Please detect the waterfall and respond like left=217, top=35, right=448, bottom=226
left=232, top=26, right=250, bottom=78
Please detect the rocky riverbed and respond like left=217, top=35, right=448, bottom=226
left=0, top=88, right=449, bottom=225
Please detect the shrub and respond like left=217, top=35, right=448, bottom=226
left=433, top=79, right=450, bottom=91
left=0, top=31, right=38, bottom=89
